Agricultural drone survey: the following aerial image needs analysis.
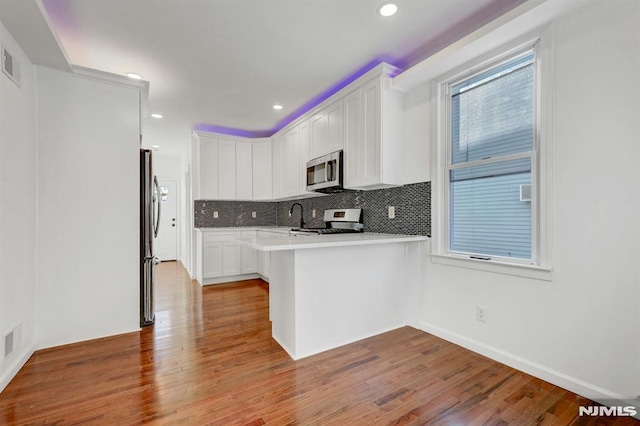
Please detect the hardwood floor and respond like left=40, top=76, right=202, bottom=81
left=0, top=262, right=636, bottom=425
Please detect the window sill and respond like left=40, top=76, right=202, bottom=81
left=429, top=253, right=553, bottom=281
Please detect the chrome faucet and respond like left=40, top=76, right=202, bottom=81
left=289, top=203, right=305, bottom=229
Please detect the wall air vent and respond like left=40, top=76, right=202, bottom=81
left=520, top=184, right=532, bottom=202
left=2, top=45, right=21, bottom=87
left=4, top=331, right=14, bottom=358
left=4, top=323, right=21, bottom=360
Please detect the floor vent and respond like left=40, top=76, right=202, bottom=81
left=5, top=331, right=14, bottom=359
left=2, top=45, right=21, bottom=87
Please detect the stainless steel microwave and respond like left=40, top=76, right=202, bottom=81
left=306, top=150, right=343, bottom=193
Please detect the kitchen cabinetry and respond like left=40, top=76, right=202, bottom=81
left=196, top=230, right=261, bottom=285
left=218, top=139, right=237, bottom=199
left=202, top=242, right=223, bottom=277
left=271, top=134, right=284, bottom=199
left=222, top=240, right=242, bottom=275
left=196, top=135, right=219, bottom=199
left=344, top=72, right=404, bottom=190
left=309, top=99, right=344, bottom=160
left=271, top=120, right=310, bottom=199
left=252, top=139, right=272, bottom=200
left=256, top=230, right=283, bottom=279
left=241, top=230, right=257, bottom=274
left=236, top=141, right=253, bottom=200
left=194, top=134, right=272, bottom=201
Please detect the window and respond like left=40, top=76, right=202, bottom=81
left=445, top=50, right=537, bottom=264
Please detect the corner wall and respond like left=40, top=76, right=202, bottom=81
left=0, top=20, right=38, bottom=392
left=36, top=67, right=140, bottom=349
left=411, top=0, right=640, bottom=403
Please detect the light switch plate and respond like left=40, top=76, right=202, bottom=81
left=213, top=211, right=219, bottom=218
left=388, top=206, right=395, bottom=219
left=252, top=211, right=257, bottom=218
left=312, top=209, right=317, bottom=218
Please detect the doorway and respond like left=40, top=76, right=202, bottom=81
left=155, top=178, right=178, bottom=261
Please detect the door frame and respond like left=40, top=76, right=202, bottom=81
left=156, top=176, right=180, bottom=261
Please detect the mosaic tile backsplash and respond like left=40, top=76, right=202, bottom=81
left=195, top=181, right=431, bottom=236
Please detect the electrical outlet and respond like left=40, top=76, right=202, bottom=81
left=213, top=211, right=219, bottom=219
left=252, top=211, right=257, bottom=218
left=476, top=305, right=488, bottom=323
left=388, top=206, right=395, bottom=219
left=312, top=209, right=317, bottom=218
left=288, top=211, right=292, bottom=217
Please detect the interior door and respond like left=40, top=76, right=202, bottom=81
left=155, top=179, right=178, bottom=261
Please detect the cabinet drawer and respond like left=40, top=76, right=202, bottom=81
left=203, top=232, right=241, bottom=242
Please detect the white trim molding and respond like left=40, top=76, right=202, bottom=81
left=417, top=321, right=638, bottom=416
left=429, top=24, right=554, bottom=279
left=0, top=343, right=35, bottom=393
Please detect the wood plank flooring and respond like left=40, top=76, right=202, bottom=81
left=0, top=261, right=637, bottom=425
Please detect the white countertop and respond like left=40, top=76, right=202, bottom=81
left=239, top=232, right=427, bottom=251
left=195, top=226, right=292, bottom=234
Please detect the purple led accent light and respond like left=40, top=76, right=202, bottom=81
left=194, top=57, right=401, bottom=139
left=193, top=124, right=272, bottom=139
left=270, top=56, right=401, bottom=134
left=41, top=0, right=77, bottom=32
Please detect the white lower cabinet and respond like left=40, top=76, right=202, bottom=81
left=197, top=229, right=288, bottom=284
left=241, top=231, right=258, bottom=274
left=222, top=241, right=242, bottom=275
left=197, top=231, right=258, bottom=285
left=203, top=242, right=223, bottom=278
left=256, top=230, right=283, bottom=279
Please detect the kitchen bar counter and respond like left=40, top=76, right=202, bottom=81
left=239, top=232, right=427, bottom=251
left=240, top=231, right=426, bottom=361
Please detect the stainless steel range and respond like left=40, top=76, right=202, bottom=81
left=290, top=208, right=364, bottom=235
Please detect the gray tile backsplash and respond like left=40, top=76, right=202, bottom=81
left=194, top=200, right=277, bottom=227
left=195, top=181, right=431, bottom=236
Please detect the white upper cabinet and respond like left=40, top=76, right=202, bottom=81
left=298, top=120, right=310, bottom=194
left=192, top=63, right=407, bottom=202
left=252, top=139, right=272, bottom=200
left=271, top=134, right=284, bottom=199
left=270, top=119, right=310, bottom=199
left=196, top=135, right=219, bottom=199
left=344, top=73, right=405, bottom=190
left=236, top=141, right=253, bottom=200
left=344, top=88, right=362, bottom=188
left=309, top=99, right=344, bottom=160
left=218, top=139, right=237, bottom=199
left=283, top=126, right=300, bottom=198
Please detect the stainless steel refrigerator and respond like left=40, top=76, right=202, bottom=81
left=140, top=149, right=160, bottom=326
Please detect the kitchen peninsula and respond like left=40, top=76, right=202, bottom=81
left=241, top=232, right=427, bottom=360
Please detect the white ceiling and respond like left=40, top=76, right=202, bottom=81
left=29, top=0, right=525, bottom=156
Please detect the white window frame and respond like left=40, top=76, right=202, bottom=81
left=430, top=28, right=553, bottom=281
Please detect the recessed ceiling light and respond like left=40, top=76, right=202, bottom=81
left=127, top=72, right=143, bottom=80
left=150, top=113, right=163, bottom=119
left=377, top=2, right=398, bottom=17
left=152, top=145, right=160, bottom=151
left=273, top=105, right=283, bottom=110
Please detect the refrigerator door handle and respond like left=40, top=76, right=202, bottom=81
left=153, top=175, right=161, bottom=238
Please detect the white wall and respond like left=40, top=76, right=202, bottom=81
left=36, top=67, right=140, bottom=349
left=153, top=153, right=181, bottom=179
left=402, top=83, right=431, bottom=184
left=409, top=0, right=640, bottom=404
left=0, top=20, right=38, bottom=391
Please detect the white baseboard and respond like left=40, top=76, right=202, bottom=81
left=0, top=343, right=35, bottom=394
left=416, top=321, right=638, bottom=415
left=202, top=273, right=261, bottom=286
